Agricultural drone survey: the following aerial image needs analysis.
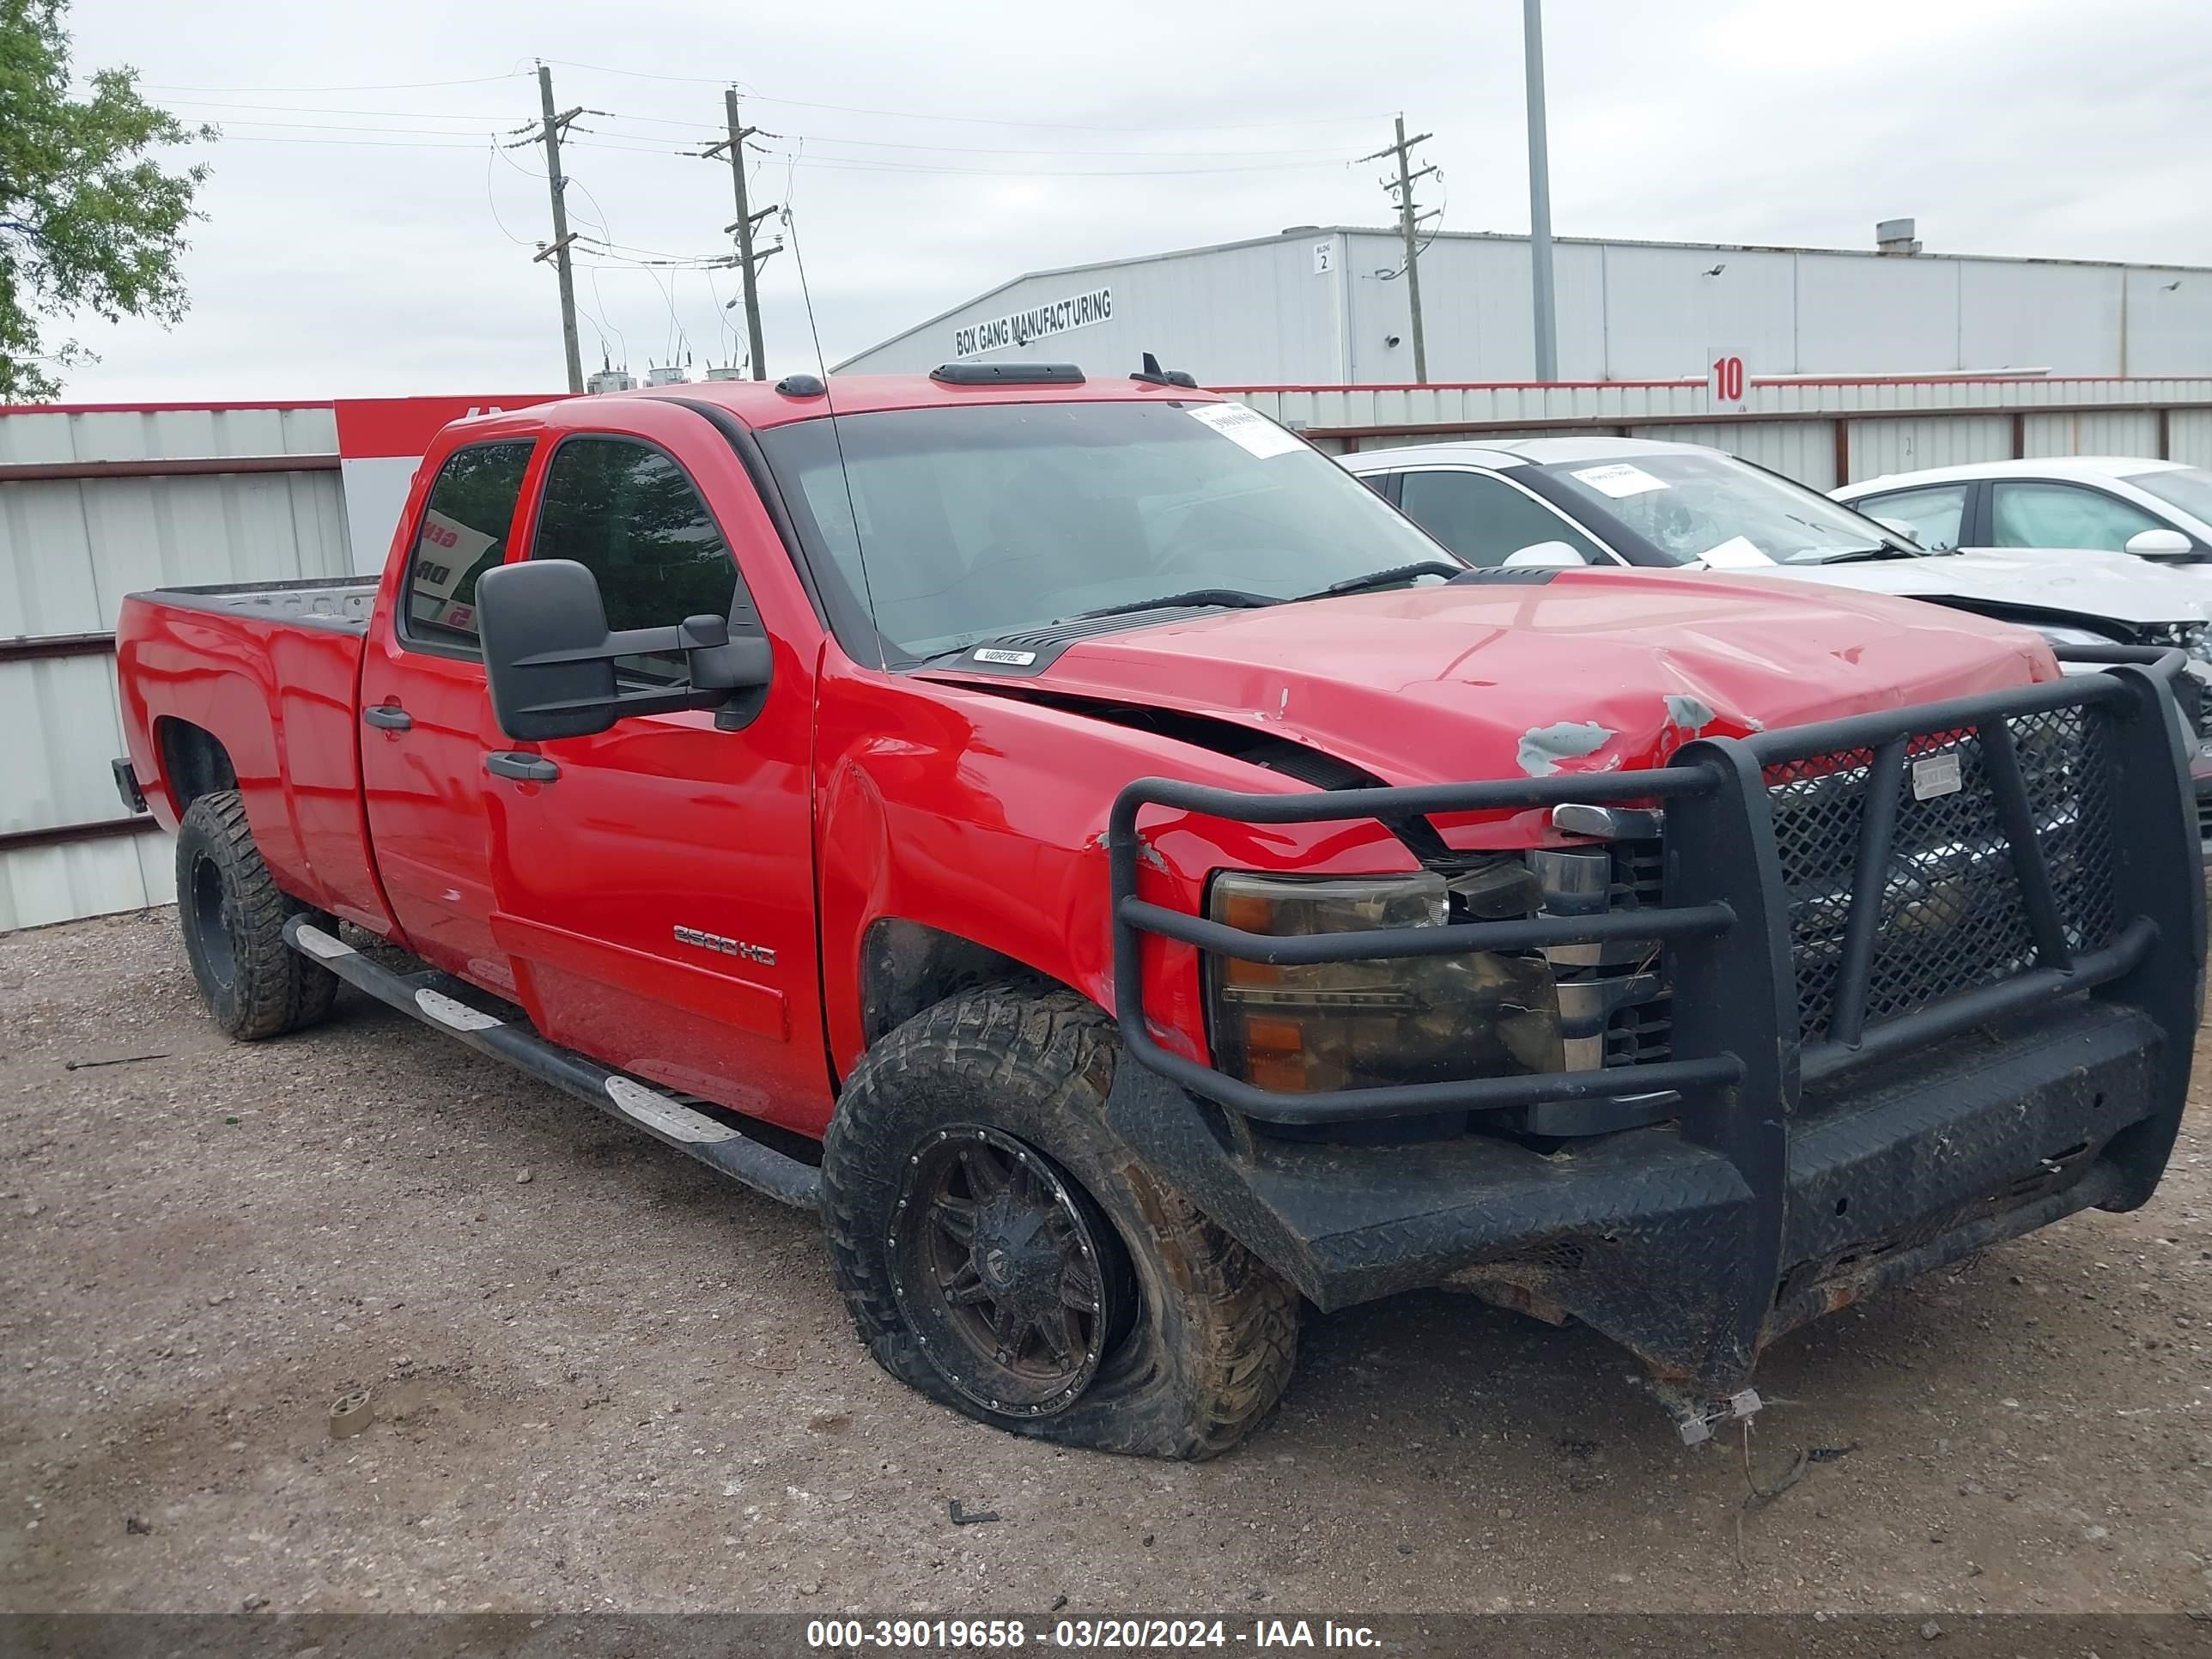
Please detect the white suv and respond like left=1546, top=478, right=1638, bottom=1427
left=1832, top=456, right=2212, bottom=567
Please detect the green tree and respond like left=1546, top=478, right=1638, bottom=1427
left=0, top=0, right=213, bottom=402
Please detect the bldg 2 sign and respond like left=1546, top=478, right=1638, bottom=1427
left=953, top=288, right=1113, bottom=357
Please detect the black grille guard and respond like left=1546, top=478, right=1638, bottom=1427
left=1108, top=647, right=2203, bottom=1128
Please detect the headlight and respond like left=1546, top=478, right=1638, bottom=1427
left=2111, top=620, right=2212, bottom=667
left=2028, top=622, right=2117, bottom=650
left=1205, top=869, right=1563, bottom=1095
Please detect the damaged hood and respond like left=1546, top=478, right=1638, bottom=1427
left=930, top=568, right=2053, bottom=783
left=1752, top=546, right=2212, bottom=629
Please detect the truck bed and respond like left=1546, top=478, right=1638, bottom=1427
left=116, top=575, right=391, bottom=935
left=131, top=574, right=380, bottom=632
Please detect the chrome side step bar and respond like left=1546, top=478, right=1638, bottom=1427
left=284, top=918, right=820, bottom=1210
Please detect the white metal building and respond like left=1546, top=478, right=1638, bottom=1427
left=835, top=226, right=2212, bottom=386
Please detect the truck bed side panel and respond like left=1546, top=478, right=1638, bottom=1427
left=118, top=595, right=394, bottom=933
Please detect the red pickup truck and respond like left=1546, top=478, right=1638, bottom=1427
left=115, top=365, right=2204, bottom=1456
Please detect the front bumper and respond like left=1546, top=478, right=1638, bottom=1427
left=1107, top=995, right=2165, bottom=1387
left=1106, top=653, right=2204, bottom=1399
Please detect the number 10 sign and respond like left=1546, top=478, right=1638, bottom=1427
left=1708, top=350, right=1748, bottom=409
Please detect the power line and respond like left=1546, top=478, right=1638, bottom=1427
left=143, top=73, right=526, bottom=93
left=536, top=59, right=1388, bottom=131
left=483, top=143, right=536, bottom=246
left=190, top=122, right=1370, bottom=178
left=158, top=99, right=1368, bottom=161
left=743, top=149, right=1360, bottom=178
left=155, top=97, right=524, bottom=120
left=186, top=116, right=515, bottom=137
left=725, top=131, right=1360, bottom=160
left=217, top=134, right=491, bottom=149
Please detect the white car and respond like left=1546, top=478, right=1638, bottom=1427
left=1337, top=437, right=2212, bottom=664
left=1338, top=435, right=2212, bottom=855
left=1832, top=456, right=2212, bottom=568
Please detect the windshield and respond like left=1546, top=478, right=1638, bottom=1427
left=755, top=399, right=1454, bottom=659
left=2127, top=465, right=2212, bottom=527
left=1536, top=450, right=1911, bottom=566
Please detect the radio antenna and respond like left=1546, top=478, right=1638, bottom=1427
left=780, top=182, right=887, bottom=670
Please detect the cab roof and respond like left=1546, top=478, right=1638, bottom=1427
left=449, top=370, right=1223, bottom=436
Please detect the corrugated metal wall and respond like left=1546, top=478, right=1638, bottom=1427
left=2168, top=410, right=2212, bottom=467
left=1234, top=376, right=2212, bottom=496
left=1623, top=421, right=1841, bottom=490
left=0, top=404, right=346, bottom=930
left=2020, top=409, right=2163, bottom=458
left=1846, top=416, right=2014, bottom=478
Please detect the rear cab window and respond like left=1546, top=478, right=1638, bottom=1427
left=400, top=441, right=536, bottom=654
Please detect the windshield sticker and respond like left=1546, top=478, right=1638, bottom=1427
left=1570, top=462, right=1669, bottom=499
left=1187, top=402, right=1306, bottom=459
left=1698, top=535, right=1775, bottom=569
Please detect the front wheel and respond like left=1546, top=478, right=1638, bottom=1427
left=175, top=790, right=339, bottom=1041
left=822, top=985, right=1300, bottom=1459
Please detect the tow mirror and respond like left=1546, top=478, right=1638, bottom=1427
left=476, top=558, right=770, bottom=742
left=1501, top=540, right=1588, bottom=569
left=2124, top=526, right=2197, bottom=560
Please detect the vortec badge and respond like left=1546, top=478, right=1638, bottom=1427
left=971, top=647, right=1037, bottom=666
left=1911, top=751, right=1964, bottom=800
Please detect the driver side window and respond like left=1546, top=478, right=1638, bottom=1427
left=531, top=437, right=748, bottom=684
left=1395, top=470, right=1605, bottom=567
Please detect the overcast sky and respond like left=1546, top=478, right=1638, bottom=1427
left=50, top=0, right=2212, bottom=400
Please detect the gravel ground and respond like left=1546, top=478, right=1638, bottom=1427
left=2, top=908, right=2207, bottom=1616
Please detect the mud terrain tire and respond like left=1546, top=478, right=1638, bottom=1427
left=823, top=984, right=1299, bottom=1459
left=176, top=789, right=339, bottom=1041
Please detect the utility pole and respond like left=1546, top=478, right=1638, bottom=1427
left=1362, top=117, right=1437, bottom=383
left=535, top=64, right=585, bottom=394
left=702, top=89, right=781, bottom=380
left=1522, top=0, right=1559, bottom=382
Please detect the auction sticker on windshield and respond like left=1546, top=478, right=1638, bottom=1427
left=1699, top=535, right=1774, bottom=568
left=1188, top=402, right=1306, bottom=459
left=1571, top=462, right=1669, bottom=498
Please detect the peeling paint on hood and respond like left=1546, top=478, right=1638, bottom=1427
left=1518, top=720, right=1619, bottom=777
left=1663, top=693, right=1717, bottom=735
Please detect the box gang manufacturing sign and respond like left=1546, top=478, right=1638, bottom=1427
left=953, top=287, right=1113, bottom=357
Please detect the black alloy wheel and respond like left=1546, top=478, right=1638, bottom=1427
left=886, top=1124, right=1133, bottom=1418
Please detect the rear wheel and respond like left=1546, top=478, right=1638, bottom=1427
left=822, top=985, right=1300, bottom=1459
left=175, top=790, right=339, bottom=1040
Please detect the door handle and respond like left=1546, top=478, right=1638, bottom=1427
left=486, top=751, right=559, bottom=783
left=362, top=704, right=412, bottom=731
